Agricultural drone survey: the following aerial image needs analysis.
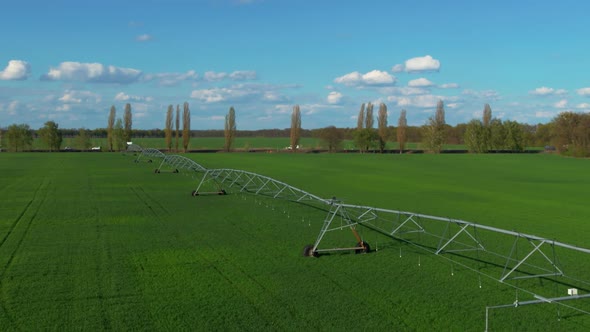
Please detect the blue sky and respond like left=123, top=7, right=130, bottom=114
left=1, top=0, right=590, bottom=130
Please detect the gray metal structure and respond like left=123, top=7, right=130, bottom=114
left=132, top=146, right=590, bottom=327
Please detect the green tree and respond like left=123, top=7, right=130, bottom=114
left=38, top=121, right=62, bottom=151
left=75, top=128, right=92, bottom=151
left=224, top=106, right=237, bottom=152
left=365, top=102, right=374, bottom=129
left=464, top=119, right=487, bottom=153
left=123, top=103, right=132, bottom=143
left=165, top=105, right=173, bottom=152
left=377, top=103, right=388, bottom=153
left=107, top=106, right=116, bottom=151
left=422, top=100, right=446, bottom=153
left=113, top=118, right=125, bottom=151
left=490, top=119, right=506, bottom=150
left=182, top=102, right=191, bottom=152
left=175, top=105, right=180, bottom=152
left=397, top=109, right=407, bottom=154
left=504, top=120, right=525, bottom=152
left=357, top=103, right=365, bottom=130
left=318, top=126, right=343, bottom=152
left=6, top=124, right=33, bottom=152
left=290, top=105, right=301, bottom=151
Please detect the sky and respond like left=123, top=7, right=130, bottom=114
left=1, top=0, right=590, bottom=130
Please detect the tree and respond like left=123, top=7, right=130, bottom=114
left=224, top=106, right=236, bottom=152
left=318, top=126, right=343, bottom=152
left=290, top=104, right=301, bottom=151
left=464, top=119, right=487, bottom=153
left=175, top=105, right=180, bottom=152
left=113, top=118, right=125, bottom=151
left=182, top=102, right=191, bottom=152
left=397, top=109, right=407, bottom=154
left=38, top=121, right=62, bottom=151
left=107, top=106, right=116, bottom=152
left=490, top=119, right=506, bottom=150
left=75, top=128, right=92, bottom=151
left=353, top=128, right=378, bottom=152
left=365, top=102, right=374, bottom=129
left=377, top=103, right=388, bottom=153
left=123, top=103, right=132, bottom=143
left=165, top=105, right=174, bottom=152
left=483, top=103, right=492, bottom=127
left=6, top=124, right=33, bottom=152
left=482, top=103, right=492, bottom=150
left=357, top=103, right=365, bottom=130
left=504, top=120, right=525, bottom=152
left=422, top=99, right=446, bottom=153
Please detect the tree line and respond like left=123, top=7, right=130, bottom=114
left=1, top=101, right=589, bottom=156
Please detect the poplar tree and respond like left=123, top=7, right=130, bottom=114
left=114, top=118, right=125, bottom=151
left=107, top=106, right=116, bottom=152
left=290, top=105, right=301, bottom=151
left=365, top=102, right=374, bottom=129
left=123, top=103, right=132, bottom=143
left=377, top=103, right=388, bottom=153
left=357, top=103, right=365, bottom=130
left=165, top=105, right=173, bottom=152
left=175, top=104, right=180, bottom=152
left=224, top=106, right=236, bottom=152
left=182, top=102, right=191, bottom=152
left=397, top=109, right=407, bottom=154
left=423, top=99, right=446, bottom=153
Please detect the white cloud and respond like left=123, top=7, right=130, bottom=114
left=392, top=55, right=441, bottom=73
left=327, top=91, right=343, bottom=104
left=462, top=89, right=500, bottom=101
left=209, top=115, right=225, bottom=121
left=115, top=92, right=153, bottom=102
left=391, top=64, right=404, bottom=73
left=59, top=90, right=101, bottom=104
left=229, top=70, right=257, bottom=80
left=379, top=86, right=428, bottom=96
left=535, top=111, right=555, bottom=118
left=334, top=70, right=395, bottom=86
left=529, top=86, right=567, bottom=96
left=577, top=87, right=590, bottom=96
left=41, top=61, right=142, bottom=84
left=408, top=78, right=434, bottom=87
left=387, top=94, right=453, bottom=108
left=136, top=34, right=153, bottom=42
left=440, top=83, right=459, bottom=89
left=204, top=71, right=227, bottom=82
left=143, top=70, right=198, bottom=86
left=0, top=60, right=31, bottom=80
left=576, top=103, right=590, bottom=109
left=554, top=99, right=568, bottom=108
left=190, top=83, right=284, bottom=103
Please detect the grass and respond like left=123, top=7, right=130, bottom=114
left=0, top=152, right=589, bottom=330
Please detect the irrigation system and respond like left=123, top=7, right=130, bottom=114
left=131, top=146, right=590, bottom=330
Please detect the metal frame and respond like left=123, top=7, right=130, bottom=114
left=155, top=154, right=207, bottom=173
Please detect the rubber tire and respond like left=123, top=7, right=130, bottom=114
left=303, top=245, right=317, bottom=257
left=173, top=169, right=179, bottom=173
left=355, top=241, right=371, bottom=254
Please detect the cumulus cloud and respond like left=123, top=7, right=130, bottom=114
left=327, top=91, right=343, bottom=104
left=529, top=86, right=567, bottom=96
left=577, top=87, right=590, bottom=96
left=190, top=83, right=285, bottom=103
left=576, top=103, right=590, bottom=109
left=439, top=83, right=459, bottom=89
left=392, top=55, right=441, bottom=73
left=378, top=86, right=428, bottom=96
left=387, top=94, right=453, bottom=108
left=204, top=70, right=257, bottom=82
left=142, top=70, right=198, bottom=86
left=59, top=90, right=101, bottom=104
left=115, top=92, right=153, bottom=102
left=136, top=34, right=153, bottom=42
left=554, top=99, right=568, bottom=108
left=408, top=78, right=434, bottom=87
left=0, top=60, right=31, bottom=80
left=41, top=61, right=142, bottom=84
left=334, top=70, right=395, bottom=86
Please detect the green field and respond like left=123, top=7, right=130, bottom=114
left=0, top=152, right=589, bottom=330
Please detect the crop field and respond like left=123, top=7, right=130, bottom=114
left=0, top=152, right=589, bottom=330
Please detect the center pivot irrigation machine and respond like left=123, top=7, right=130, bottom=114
left=132, top=146, right=590, bottom=329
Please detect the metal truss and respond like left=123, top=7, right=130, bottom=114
left=126, top=144, right=143, bottom=152
left=135, top=148, right=165, bottom=163
left=155, top=155, right=208, bottom=174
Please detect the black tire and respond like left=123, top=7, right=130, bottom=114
left=355, top=241, right=370, bottom=254
left=220, top=189, right=227, bottom=195
left=174, top=169, right=179, bottom=173
left=148, top=159, right=152, bottom=163
left=303, top=245, right=317, bottom=257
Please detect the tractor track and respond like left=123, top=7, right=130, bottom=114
left=0, top=179, right=50, bottom=330
left=129, top=186, right=170, bottom=220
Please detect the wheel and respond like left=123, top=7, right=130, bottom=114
left=303, top=245, right=318, bottom=257
left=355, top=241, right=370, bottom=254
left=174, top=169, right=179, bottom=173
left=191, top=190, right=197, bottom=196
left=221, top=189, right=227, bottom=195
left=147, top=159, right=152, bottom=163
